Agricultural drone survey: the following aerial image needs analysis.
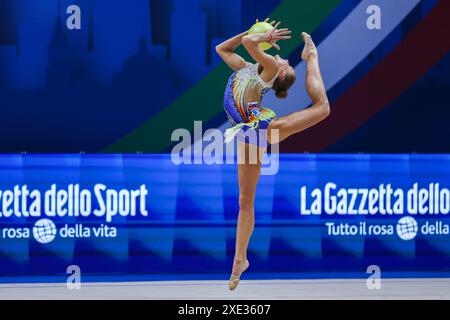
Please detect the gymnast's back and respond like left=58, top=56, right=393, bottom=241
left=223, top=62, right=278, bottom=126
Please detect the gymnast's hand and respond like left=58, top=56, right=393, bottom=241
left=256, top=17, right=277, bottom=26
left=255, top=18, right=292, bottom=51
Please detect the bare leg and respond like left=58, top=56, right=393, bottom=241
left=229, top=142, right=264, bottom=290
left=267, top=33, right=330, bottom=144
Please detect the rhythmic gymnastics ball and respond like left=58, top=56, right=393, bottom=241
left=248, top=22, right=274, bottom=51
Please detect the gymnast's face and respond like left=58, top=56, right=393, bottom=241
left=275, top=55, right=295, bottom=81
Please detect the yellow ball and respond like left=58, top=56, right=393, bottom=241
left=248, top=22, right=274, bottom=51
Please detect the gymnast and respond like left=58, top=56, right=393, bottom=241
left=216, top=18, right=330, bottom=290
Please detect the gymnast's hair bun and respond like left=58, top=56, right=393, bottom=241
left=275, top=89, right=288, bottom=99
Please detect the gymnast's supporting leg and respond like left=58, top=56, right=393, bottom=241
left=229, top=142, right=265, bottom=290
left=267, top=32, right=330, bottom=144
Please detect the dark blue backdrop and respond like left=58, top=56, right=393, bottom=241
left=0, top=0, right=449, bottom=152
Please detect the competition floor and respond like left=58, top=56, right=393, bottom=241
left=1, top=278, right=449, bottom=299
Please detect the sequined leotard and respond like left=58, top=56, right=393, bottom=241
left=223, top=62, right=279, bottom=144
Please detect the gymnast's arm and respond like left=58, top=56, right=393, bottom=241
left=215, top=31, right=249, bottom=71
left=241, top=24, right=291, bottom=81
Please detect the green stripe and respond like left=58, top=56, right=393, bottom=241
left=104, top=0, right=342, bottom=153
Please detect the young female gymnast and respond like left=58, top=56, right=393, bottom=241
left=216, top=19, right=330, bottom=290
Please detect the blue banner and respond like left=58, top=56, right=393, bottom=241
left=1, top=154, right=450, bottom=280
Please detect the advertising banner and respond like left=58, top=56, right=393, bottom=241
left=1, top=154, right=449, bottom=278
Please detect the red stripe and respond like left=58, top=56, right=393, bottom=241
left=281, top=0, right=450, bottom=153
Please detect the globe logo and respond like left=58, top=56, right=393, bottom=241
left=33, top=219, right=57, bottom=244
left=396, top=216, right=418, bottom=241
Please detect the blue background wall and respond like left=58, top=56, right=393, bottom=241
left=0, top=0, right=449, bottom=152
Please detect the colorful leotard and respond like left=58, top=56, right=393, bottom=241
left=223, top=62, right=279, bottom=144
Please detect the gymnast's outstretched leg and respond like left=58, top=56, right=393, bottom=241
left=267, top=32, right=330, bottom=144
